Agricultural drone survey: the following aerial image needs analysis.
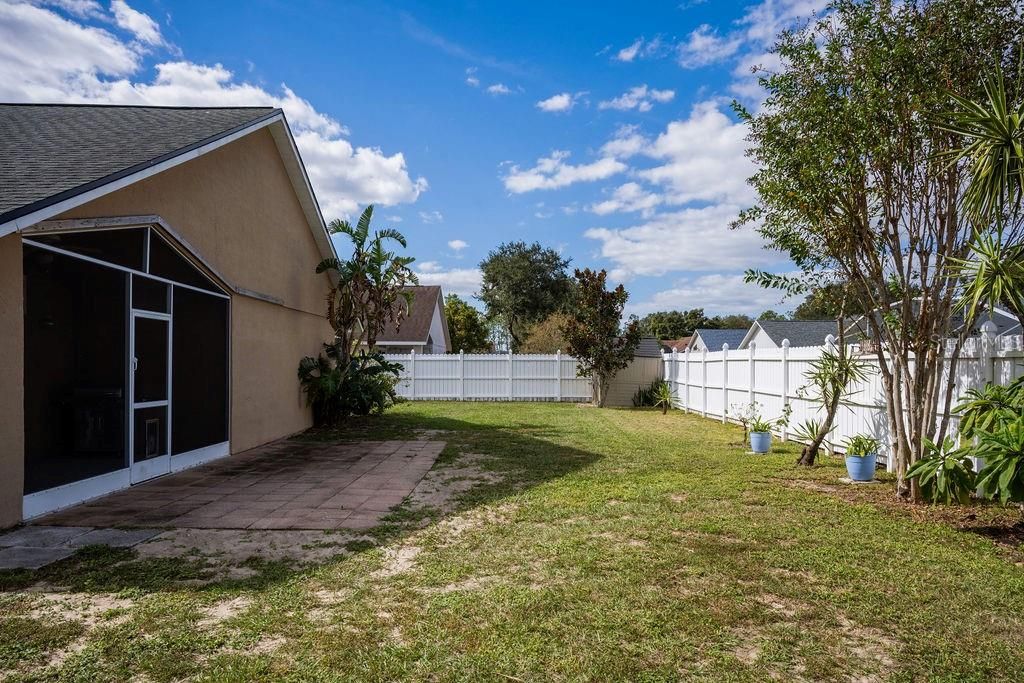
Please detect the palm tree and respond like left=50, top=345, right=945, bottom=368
left=315, top=205, right=418, bottom=364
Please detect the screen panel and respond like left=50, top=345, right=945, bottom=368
left=171, top=287, right=229, bottom=454
left=31, top=228, right=146, bottom=270
left=23, top=245, right=128, bottom=494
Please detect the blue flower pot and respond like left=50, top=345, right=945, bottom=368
left=845, top=453, right=877, bottom=482
left=750, top=431, right=772, bottom=454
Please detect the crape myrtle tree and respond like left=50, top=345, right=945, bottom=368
left=562, top=268, right=641, bottom=407
left=737, top=0, right=1024, bottom=500
left=478, top=241, right=573, bottom=351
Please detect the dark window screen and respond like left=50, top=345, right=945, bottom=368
left=133, top=317, right=168, bottom=403
left=172, top=287, right=229, bottom=454
left=23, top=245, right=127, bottom=494
left=31, top=228, right=146, bottom=270
left=149, top=233, right=220, bottom=293
left=132, top=276, right=169, bottom=312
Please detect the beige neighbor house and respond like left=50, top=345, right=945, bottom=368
left=0, top=104, right=338, bottom=527
left=376, top=286, right=451, bottom=354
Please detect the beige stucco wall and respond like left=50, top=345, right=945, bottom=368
left=60, top=127, right=333, bottom=455
left=0, top=234, right=25, bottom=528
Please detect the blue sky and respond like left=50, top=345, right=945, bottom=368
left=0, top=0, right=826, bottom=315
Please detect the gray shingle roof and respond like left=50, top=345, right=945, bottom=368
left=756, top=320, right=842, bottom=347
left=0, top=104, right=279, bottom=227
left=694, top=328, right=747, bottom=350
left=379, top=286, right=446, bottom=345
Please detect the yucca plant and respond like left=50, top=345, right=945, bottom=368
left=652, top=381, right=674, bottom=415
left=906, top=437, right=977, bottom=505
left=976, top=417, right=1024, bottom=505
left=791, top=419, right=836, bottom=455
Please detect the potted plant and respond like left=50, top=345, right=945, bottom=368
left=844, top=434, right=880, bottom=481
left=749, top=416, right=774, bottom=454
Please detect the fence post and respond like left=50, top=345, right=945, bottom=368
left=683, top=349, right=690, bottom=413
left=459, top=349, right=465, bottom=401
left=555, top=349, right=562, bottom=401
left=701, top=347, right=708, bottom=418
left=409, top=349, right=416, bottom=400
left=780, top=339, right=790, bottom=442
left=748, top=342, right=756, bottom=406
left=973, top=321, right=1000, bottom=477
left=721, top=343, right=730, bottom=423
left=669, top=349, right=678, bottom=408
left=508, top=350, right=514, bottom=400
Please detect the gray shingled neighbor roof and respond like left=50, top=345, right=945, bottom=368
left=379, top=286, right=450, bottom=348
left=694, top=328, right=747, bottom=350
left=755, top=320, right=842, bottom=347
left=0, top=104, right=279, bottom=227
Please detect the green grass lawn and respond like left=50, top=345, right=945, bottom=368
left=3, top=402, right=1024, bottom=681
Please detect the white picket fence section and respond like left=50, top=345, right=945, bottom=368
left=662, top=331, right=1024, bottom=467
left=382, top=351, right=592, bottom=401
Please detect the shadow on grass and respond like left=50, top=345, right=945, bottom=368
left=0, top=410, right=602, bottom=595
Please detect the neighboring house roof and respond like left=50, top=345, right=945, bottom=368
left=741, top=319, right=845, bottom=349
left=690, top=328, right=747, bottom=351
left=850, top=302, right=1021, bottom=338
left=660, top=337, right=691, bottom=353
left=635, top=337, right=664, bottom=358
left=0, top=104, right=336, bottom=265
left=379, top=286, right=451, bottom=348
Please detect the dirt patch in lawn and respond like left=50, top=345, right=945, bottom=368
left=28, top=591, right=134, bottom=628
left=198, top=596, right=252, bottom=627
left=405, top=452, right=505, bottom=516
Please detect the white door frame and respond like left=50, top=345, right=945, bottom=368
left=128, top=300, right=173, bottom=484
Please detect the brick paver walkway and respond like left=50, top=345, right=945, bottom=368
left=35, top=439, right=445, bottom=531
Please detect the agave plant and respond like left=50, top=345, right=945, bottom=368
left=906, top=437, right=977, bottom=505
left=652, top=381, right=674, bottom=415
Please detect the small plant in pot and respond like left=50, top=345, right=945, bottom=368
left=843, top=434, right=880, bottom=481
left=749, top=416, right=775, bottom=454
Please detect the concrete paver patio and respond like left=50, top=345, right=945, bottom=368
left=33, top=438, right=446, bottom=532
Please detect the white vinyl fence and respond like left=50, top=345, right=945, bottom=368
left=383, top=351, right=592, bottom=402
left=663, top=330, right=1024, bottom=468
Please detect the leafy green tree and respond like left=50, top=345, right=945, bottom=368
left=758, top=310, right=787, bottom=321
left=444, top=294, right=491, bottom=353
left=520, top=312, right=571, bottom=353
left=793, top=284, right=865, bottom=320
left=737, top=0, right=1023, bottom=499
left=637, top=309, right=711, bottom=339
left=708, top=314, right=754, bottom=330
left=478, top=241, right=572, bottom=350
left=562, top=269, right=641, bottom=407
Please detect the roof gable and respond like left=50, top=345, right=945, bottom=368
left=0, top=104, right=336, bottom=266
left=379, top=286, right=444, bottom=344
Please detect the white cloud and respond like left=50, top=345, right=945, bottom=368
left=448, top=239, right=468, bottom=251
left=39, top=0, right=104, bottom=19
left=110, top=0, right=162, bottom=46
left=636, top=100, right=755, bottom=206
left=588, top=182, right=662, bottom=217
left=613, top=37, right=664, bottom=63
left=677, top=24, right=743, bottom=68
left=600, top=124, right=649, bottom=159
left=502, top=150, right=626, bottom=194
left=414, top=266, right=482, bottom=298
left=465, top=67, right=479, bottom=87
left=630, top=273, right=793, bottom=317
left=598, top=85, right=675, bottom=113
left=386, top=214, right=403, bottom=223
left=616, top=38, right=643, bottom=62
left=487, top=83, right=512, bottom=95
left=418, top=210, right=444, bottom=224
left=584, top=203, right=776, bottom=278
left=536, top=92, right=575, bottom=113
left=0, top=3, right=427, bottom=220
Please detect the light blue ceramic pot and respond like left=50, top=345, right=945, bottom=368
left=750, top=431, right=772, bottom=454
left=845, top=453, right=877, bottom=481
